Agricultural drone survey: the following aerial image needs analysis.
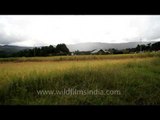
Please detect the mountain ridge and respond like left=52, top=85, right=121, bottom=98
left=67, top=41, right=158, bottom=52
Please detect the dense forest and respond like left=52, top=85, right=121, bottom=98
left=14, top=44, right=70, bottom=57
left=121, top=41, right=160, bottom=54
left=0, top=44, right=70, bottom=57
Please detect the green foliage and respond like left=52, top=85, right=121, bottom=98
left=109, top=42, right=160, bottom=54
left=14, top=44, right=70, bottom=57
left=135, top=42, right=160, bottom=52
left=56, top=44, right=70, bottom=55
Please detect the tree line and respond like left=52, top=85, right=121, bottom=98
left=0, top=42, right=160, bottom=58
left=74, top=42, right=160, bottom=55
left=13, top=44, right=70, bottom=57
left=121, top=41, right=160, bottom=54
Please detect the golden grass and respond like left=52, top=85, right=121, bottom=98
left=0, top=52, right=159, bottom=62
left=0, top=53, right=160, bottom=105
left=0, top=57, right=156, bottom=87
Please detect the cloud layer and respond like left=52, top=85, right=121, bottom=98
left=0, top=15, right=160, bottom=46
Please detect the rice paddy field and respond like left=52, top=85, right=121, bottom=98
left=0, top=52, right=160, bottom=105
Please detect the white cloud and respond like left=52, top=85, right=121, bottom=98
left=0, top=15, right=160, bottom=46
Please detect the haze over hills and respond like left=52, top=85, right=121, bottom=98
left=0, top=45, right=32, bottom=55
left=67, top=41, right=157, bottom=52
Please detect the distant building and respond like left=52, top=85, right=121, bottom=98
left=104, top=50, right=111, bottom=54
left=91, top=49, right=110, bottom=55
left=71, top=52, right=75, bottom=56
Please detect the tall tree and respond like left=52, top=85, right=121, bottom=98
left=56, top=44, right=70, bottom=54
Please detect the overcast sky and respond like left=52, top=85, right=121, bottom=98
left=0, top=15, right=160, bottom=46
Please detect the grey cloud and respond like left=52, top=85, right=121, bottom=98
left=0, top=21, right=25, bottom=45
left=124, top=37, right=141, bottom=43
left=146, top=32, right=160, bottom=40
left=142, top=16, right=160, bottom=40
left=1, top=15, right=160, bottom=46
left=0, top=32, right=24, bottom=45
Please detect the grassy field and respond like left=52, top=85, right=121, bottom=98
left=0, top=52, right=160, bottom=105
left=0, top=52, right=160, bottom=62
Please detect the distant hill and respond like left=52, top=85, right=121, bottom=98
left=67, top=41, right=158, bottom=52
left=0, top=45, right=32, bottom=56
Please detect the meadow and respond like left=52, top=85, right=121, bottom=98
left=0, top=52, right=160, bottom=105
